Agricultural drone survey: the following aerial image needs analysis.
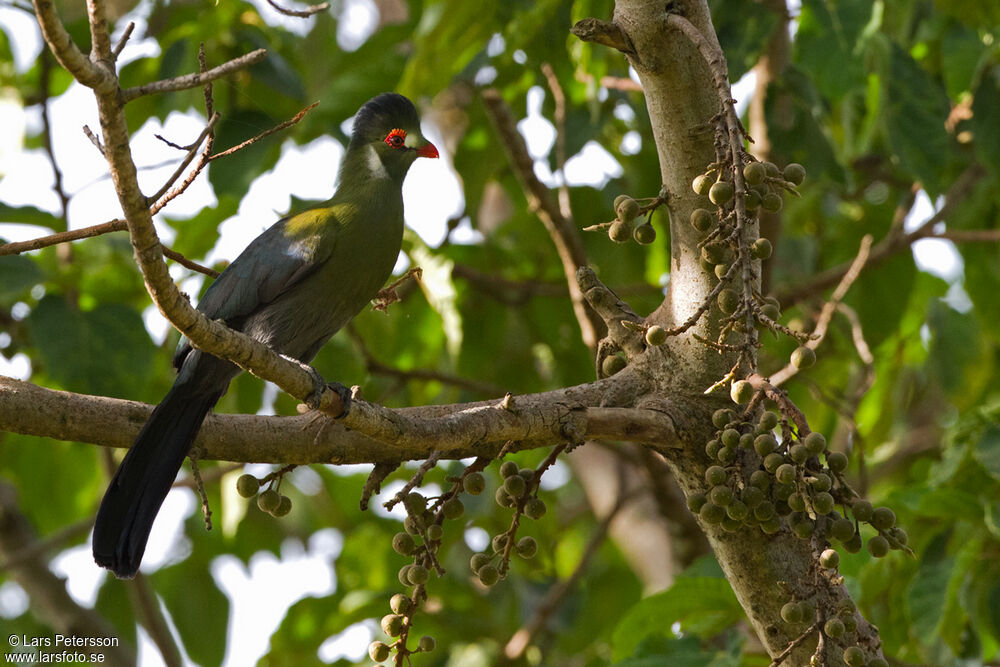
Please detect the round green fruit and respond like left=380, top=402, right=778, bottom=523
left=645, top=325, right=667, bottom=346
left=820, top=548, right=840, bottom=569
left=827, top=451, right=848, bottom=473
left=750, top=238, right=773, bottom=260
left=843, top=646, right=865, bottom=667
left=692, top=173, right=713, bottom=195
left=257, top=489, right=281, bottom=513
left=705, top=465, right=728, bottom=486
left=602, top=354, right=627, bottom=377
left=381, top=614, right=404, bottom=637
left=709, top=180, right=735, bottom=206
left=470, top=553, right=491, bottom=573
left=775, top=463, right=796, bottom=485
left=390, top=593, right=412, bottom=615
left=369, top=641, right=391, bottom=663
left=478, top=564, right=499, bottom=586
left=743, top=161, right=766, bottom=185
left=783, top=163, right=806, bottom=185
left=525, top=497, right=547, bottom=519
left=780, top=601, right=803, bottom=624
left=608, top=220, right=632, bottom=243
left=867, top=535, right=890, bottom=558
left=633, top=223, right=656, bottom=245
left=712, top=408, right=737, bottom=429
left=616, top=196, right=640, bottom=222
left=271, top=495, right=292, bottom=517
left=690, top=208, right=714, bottom=232
left=830, top=517, right=856, bottom=543
left=871, top=506, right=896, bottom=530
left=403, top=492, right=426, bottom=515
left=813, top=491, right=835, bottom=515
left=761, top=192, right=783, bottom=212
left=823, top=617, right=845, bottom=638
left=417, top=635, right=436, bottom=653
left=516, top=536, right=538, bottom=558
left=709, top=485, right=734, bottom=507
left=700, top=502, right=726, bottom=524
left=759, top=411, right=780, bottom=431
left=686, top=492, right=708, bottom=513
left=791, top=345, right=816, bottom=369
left=851, top=499, right=873, bottom=522
left=731, top=379, right=754, bottom=404
left=464, top=471, right=486, bottom=495
left=442, top=497, right=465, bottom=519
left=236, top=474, right=260, bottom=498
left=804, top=431, right=826, bottom=454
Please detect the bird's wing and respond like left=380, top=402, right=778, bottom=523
left=173, top=205, right=343, bottom=368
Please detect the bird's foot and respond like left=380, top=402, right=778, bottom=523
left=324, top=381, right=352, bottom=419
left=280, top=355, right=352, bottom=418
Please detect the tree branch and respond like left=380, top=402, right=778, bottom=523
left=32, top=0, right=115, bottom=92
left=777, top=163, right=987, bottom=307
left=0, top=376, right=680, bottom=463
left=480, top=88, right=602, bottom=350
left=770, top=234, right=872, bottom=386
left=119, top=49, right=268, bottom=102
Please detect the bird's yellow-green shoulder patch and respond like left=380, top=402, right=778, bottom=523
left=284, top=202, right=361, bottom=237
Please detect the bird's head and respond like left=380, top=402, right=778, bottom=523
left=348, top=93, right=439, bottom=182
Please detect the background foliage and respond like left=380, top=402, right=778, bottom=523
left=1, top=0, right=999, bottom=664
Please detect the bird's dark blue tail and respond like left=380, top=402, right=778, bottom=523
left=93, top=381, right=220, bottom=578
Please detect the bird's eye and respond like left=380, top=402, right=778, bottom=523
left=385, top=128, right=407, bottom=149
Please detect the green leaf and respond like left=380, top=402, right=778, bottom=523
left=971, top=64, right=1000, bottom=181
left=906, top=531, right=953, bottom=641
left=709, top=0, right=779, bottom=81
left=974, top=426, right=1000, bottom=481
left=0, top=204, right=61, bottom=228
left=611, top=577, right=743, bottom=661
left=885, top=43, right=953, bottom=194
left=795, top=0, right=870, bottom=99
left=209, top=110, right=282, bottom=200
left=0, top=253, right=43, bottom=301
left=27, top=296, right=157, bottom=399
left=153, top=557, right=229, bottom=666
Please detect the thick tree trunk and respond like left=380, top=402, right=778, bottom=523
left=602, top=1, right=880, bottom=662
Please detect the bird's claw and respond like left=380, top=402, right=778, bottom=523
left=324, top=381, right=352, bottom=419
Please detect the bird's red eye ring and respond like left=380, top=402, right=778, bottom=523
left=385, top=128, right=406, bottom=149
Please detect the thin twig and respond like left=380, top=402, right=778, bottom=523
left=504, top=486, right=638, bottom=659
left=0, top=219, right=126, bottom=255
left=383, top=452, right=443, bottom=511
left=111, top=21, right=134, bottom=60
left=145, top=112, right=220, bottom=206
left=209, top=101, right=318, bottom=161
left=119, top=49, right=268, bottom=102
left=480, top=88, right=601, bottom=351
left=187, top=450, right=212, bottom=531
left=770, top=234, right=872, bottom=386
left=769, top=622, right=819, bottom=666
left=777, top=163, right=986, bottom=306
left=83, top=124, right=105, bottom=155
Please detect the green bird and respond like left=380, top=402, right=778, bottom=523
left=93, top=93, right=438, bottom=578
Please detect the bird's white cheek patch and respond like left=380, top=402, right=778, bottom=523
left=366, top=144, right=390, bottom=179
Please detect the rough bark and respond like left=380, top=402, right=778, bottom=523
left=592, top=1, right=881, bottom=662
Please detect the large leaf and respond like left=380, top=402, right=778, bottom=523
left=611, top=575, right=743, bottom=661
left=26, top=295, right=156, bottom=399
left=884, top=43, right=954, bottom=194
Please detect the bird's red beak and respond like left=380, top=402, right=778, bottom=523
left=417, top=142, right=439, bottom=159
